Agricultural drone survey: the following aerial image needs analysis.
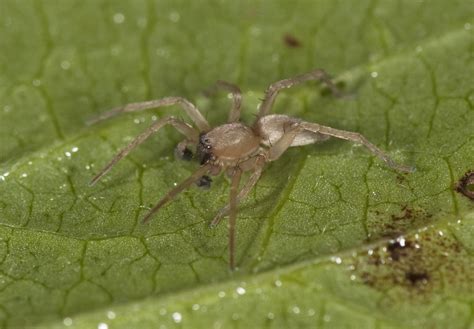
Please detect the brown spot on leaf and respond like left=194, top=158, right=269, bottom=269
left=405, top=271, right=429, bottom=286
left=396, top=173, right=407, bottom=184
left=351, top=228, right=473, bottom=298
left=387, top=239, right=413, bottom=261
left=371, top=204, right=434, bottom=240
left=283, top=33, right=302, bottom=48
left=391, top=205, right=414, bottom=221
left=455, top=170, right=474, bottom=200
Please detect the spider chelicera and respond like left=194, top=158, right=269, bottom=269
left=89, top=69, right=413, bottom=270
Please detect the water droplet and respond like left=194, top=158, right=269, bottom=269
left=0, top=172, right=9, bottom=182
left=28, top=161, right=33, bottom=165
left=137, top=17, right=147, bottom=28
left=350, top=274, right=356, bottom=281
left=267, top=312, right=275, bottom=320
left=111, top=45, right=122, bottom=56
left=65, top=151, right=72, bottom=158
left=72, top=146, right=79, bottom=153
left=331, top=256, right=342, bottom=264
left=32, top=79, right=42, bottom=87
left=370, top=71, right=378, bottom=78
left=438, top=230, right=444, bottom=236
left=3, top=105, right=11, bottom=113
left=274, top=279, right=282, bottom=287
left=368, top=249, right=374, bottom=255
left=218, top=291, right=226, bottom=298
left=60, top=60, right=71, bottom=70
left=192, top=304, right=200, bottom=311
left=63, top=317, right=73, bottom=326
left=169, top=11, right=180, bottom=23
left=98, top=323, right=108, bottom=329
left=323, top=315, right=331, bottom=322
left=236, top=287, right=246, bottom=295
left=107, top=311, right=116, bottom=319
left=398, top=236, right=406, bottom=247
left=292, top=306, right=300, bottom=314
left=307, top=308, right=315, bottom=316
left=159, top=308, right=167, bottom=315
left=465, top=22, right=472, bottom=30
left=120, top=85, right=131, bottom=93
left=172, top=312, right=182, bottom=323
left=156, top=48, right=170, bottom=58
left=113, top=13, right=125, bottom=24
left=20, top=173, right=28, bottom=178
left=250, top=26, right=261, bottom=36
left=415, top=45, right=423, bottom=53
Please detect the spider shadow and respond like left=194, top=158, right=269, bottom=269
left=232, top=150, right=308, bottom=267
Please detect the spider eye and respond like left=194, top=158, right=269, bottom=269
left=205, top=145, right=211, bottom=150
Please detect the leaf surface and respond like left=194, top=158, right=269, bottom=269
left=0, top=1, right=473, bottom=328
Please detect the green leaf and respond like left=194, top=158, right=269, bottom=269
left=0, top=1, right=473, bottom=328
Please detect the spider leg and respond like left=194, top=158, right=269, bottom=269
left=215, top=80, right=242, bottom=123
left=90, top=116, right=199, bottom=186
left=210, top=122, right=303, bottom=228
left=266, top=122, right=302, bottom=161
left=142, top=164, right=212, bottom=223
left=87, top=96, right=210, bottom=132
left=228, top=168, right=242, bottom=270
left=301, top=122, right=415, bottom=173
left=210, top=156, right=266, bottom=227
left=258, top=69, right=344, bottom=117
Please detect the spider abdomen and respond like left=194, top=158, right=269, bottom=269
left=256, top=114, right=330, bottom=147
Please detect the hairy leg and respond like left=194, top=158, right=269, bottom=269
left=87, top=96, right=210, bottom=132
left=228, top=168, right=242, bottom=270
left=142, top=164, right=212, bottom=223
left=301, top=122, right=415, bottom=172
left=215, top=80, right=242, bottom=123
left=90, top=116, right=199, bottom=186
left=258, top=69, right=343, bottom=117
left=266, top=122, right=301, bottom=161
left=210, top=156, right=266, bottom=227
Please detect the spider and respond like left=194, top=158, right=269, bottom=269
left=89, top=69, right=414, bottom=270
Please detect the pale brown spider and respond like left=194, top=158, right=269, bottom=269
left=89, top=69, right=413, bottom=270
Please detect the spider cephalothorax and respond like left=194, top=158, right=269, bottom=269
left=89, top=69, right=414, bottom=270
